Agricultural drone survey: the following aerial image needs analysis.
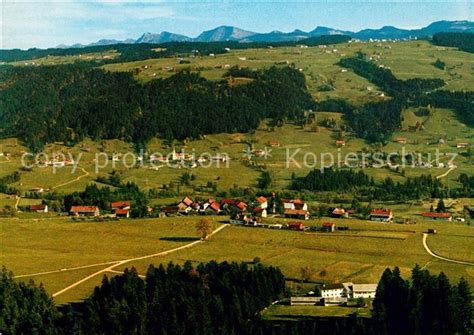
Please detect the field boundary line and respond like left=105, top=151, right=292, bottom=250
left=51, top=224, right=229, bottom=298
left=422, top=233, right=474, bottom=266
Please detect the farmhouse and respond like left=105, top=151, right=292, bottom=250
left=335, top=140, right=346, bottom=147
left=30, top=204, right=48, bottom=213
left=422, top=212, right=453, bottom=221
left=369, top=208, right=393, bottom=222
left=29, top=187, right=44, bottom=194
left=288, top=221, right=305, bottom=231
left=70, top=206, right=100, bottom=217
left=111, top=201, right=131, bottom=218
left=321, top=284, right=345, bottom=298
left=252, top=196, right=268, bottom=217
left=283, top=199, right=309, bottom=220
left=395, top=137, right=407, bottom=144
left=322, top=222, right=336, bottom=232
left=331, top=208, right=347, bottom=218
left=350, top=284, right=378, bottom=299
left=220, top=199, right=247, bottom=213
left=456, top=143, right=469, bottom=149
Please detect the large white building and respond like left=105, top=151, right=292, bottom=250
left=321, top=284, right=345, bottom=298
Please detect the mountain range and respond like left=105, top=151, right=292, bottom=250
left=60, top=20, right=473, bottom=48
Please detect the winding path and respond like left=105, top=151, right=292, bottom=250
left=51, top=167, right=89, bottom=190
left=422, top=233, right=474, bottom=266
left=51, top=224, right=229, bottom=298
left=436, top=166, right=457, bottom=180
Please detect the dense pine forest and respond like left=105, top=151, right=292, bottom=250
left=0, top=65, right=314, bottom=150
left=1, top=263, right=471, bottom=335
left=432, top=32, right=474, bottom=53
left=292, top=169, right=447, bottom=201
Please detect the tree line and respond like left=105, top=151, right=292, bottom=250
left=432, top=32, right=474, bottom=53
left=0, top=261, right=285, bottom=334
left=291, top=168, right=448, bottom=201
left=0, top=65, right=314, bottom=150
left=1, top=263, right=471, bottom=334
left=0, top=35, right=351, bottom=64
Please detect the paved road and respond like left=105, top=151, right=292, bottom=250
left=422, top=233, right=474, bottom=266
left=51, top=224, right=230, bottom=298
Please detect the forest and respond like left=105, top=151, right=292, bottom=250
left=292, top=169, right=447, bottom=201
left=337, top=54, right=474, bottom=142
left=0, top=263, right=471, bottom=335
left=0, top=65, right=314, bottom=150
left=432, top=32, right=474, bottom=53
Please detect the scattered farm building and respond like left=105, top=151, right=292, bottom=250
left=422, top=212, right=453, bottom=221
left=30, top=204, right=48, bottom=213
left=70, top=206, right=100, bottom=217
left=369, top=208, right=393, bottom=222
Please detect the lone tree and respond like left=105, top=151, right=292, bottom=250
left=436, top=198, right=446, bottom=213
left=196, top=218, right=213, bottom=240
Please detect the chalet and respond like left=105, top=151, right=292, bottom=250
left=369, top=208, right=393, bottom=222
left=422, top=212, right=453, bottom=221
left=70, top=206, right=100, bottom=217
left=335, top=140, right=346, bottom=147
left=288, top=221, right=305, bottom=231
left=321, top=284, right=345, bottom=298
left=220, top=199, right=247, bottom=213
left=350, top=283, right=377, bottom=299
left=395, top=137, right=407, bottom=144
left=456, top=143, right=469, bottom=149
left=29, top=187, right=44, bottom=194
left=115, top=209, right=130, bottom=218
left=331, top=208, right=347, bottom=218
left=30, top=204, right=48, bottom=213
left=282, top=199, right=308, bottom=211
left=284, top=209, right=309, bottom=220
left=268, top=141, right=281, bottom=147
left=322, top=222, right=336, bottom=232
left=205, top=200, right=221, bottom=214
left=177, top=197, right=194, bottom=214
left=252, top=196, right=268, bottom=218
left=160, top=205, right=179, bottom=216
left=283, top=199, right=309, bottom=220
left=111, top=201, right=131, bottom=218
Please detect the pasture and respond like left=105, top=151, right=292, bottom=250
left=2, top=214, right=471, bottom=304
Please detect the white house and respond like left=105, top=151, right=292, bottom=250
left=351, top=284, right=378, bottom=299
left=321, top=284, right=345, bottom=298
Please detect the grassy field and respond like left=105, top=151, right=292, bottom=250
left=1, top=214, right=472, bottom=305
left=100, top=40, right=473, bottom=104
left=261, top=304, right=371, bottom=320
left=8, top=50, right=119, bottom=66
left=0, top=105, right=472, bottom=196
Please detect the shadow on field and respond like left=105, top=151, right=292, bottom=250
left=159, top=237, right=200, bottom=242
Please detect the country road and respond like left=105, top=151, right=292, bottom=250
left=51, top=224, right=230, bottom=298
left=436, top=166, right=457, bottom=180
left=51, top=167, right=89, bottom=190
left=422, top=233, right=474, bottom=266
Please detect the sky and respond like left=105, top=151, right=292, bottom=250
left=1, top=0, right=472, bottom=49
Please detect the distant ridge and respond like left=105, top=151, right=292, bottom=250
left=58, top=20, right=474, bottom=48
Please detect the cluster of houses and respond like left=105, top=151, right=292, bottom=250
left=68, top=201, right=131, bottom=218
left=149, top=149, right=228, bottom=168
left=290, top=282, right=378, bottom=306
left=161, top=196, right=271, bottom=218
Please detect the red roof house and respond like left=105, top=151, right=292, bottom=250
left=70, top=206, right=100, bottom=217
left=30, top=204, right=48, bottom=213
left=369, top=208, right=393, bottom=222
